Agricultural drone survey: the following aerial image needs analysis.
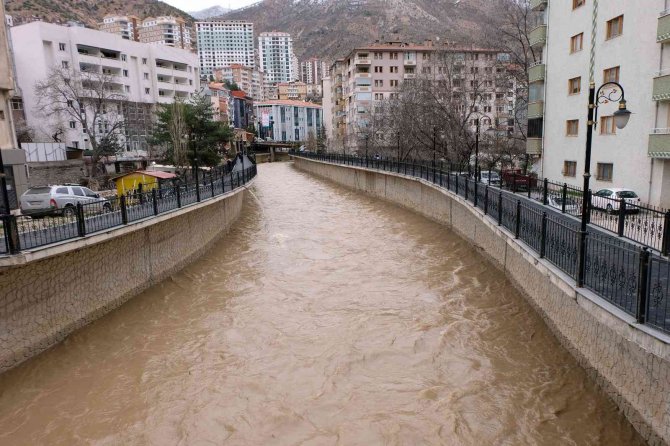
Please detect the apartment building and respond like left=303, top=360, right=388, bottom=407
left=11, top=22, right=200, bottom=156
left=99, top=15, right=140, bottom=41
left=254, top=100, right=322, bottom=142
left=139, top=16, right=192, bottom=51
left=527, top=0, right=670, bottom=206
left=328, top=41, right=516, bottom=152
left=258, top=32, right=296, bottom=84
left=300, top=58, right=327, bottom=85
left=322, top=76, right=333, bottom=140
left=213, top=64, right=265, bottom=100
left=277, top=81, right=308, bottom=101
left=196, top=20, right=254, bottom=76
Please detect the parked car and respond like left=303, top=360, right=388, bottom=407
left=547, top=195, right=581, bottom=214
left=502, top=169, right=538, bottom=191
left=480, top=171, right=501, bottom=186
left=591, top=188, right=641, bottom=214
left=20, top=185, right=111, bottom=217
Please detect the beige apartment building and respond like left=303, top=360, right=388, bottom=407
left=277, top=81, right=308, bottom=101
left=213, top=64, right=265, bottom=100
left=327, top=41, right=517, bottom=152
left=99, top=15, right=192, bottom=51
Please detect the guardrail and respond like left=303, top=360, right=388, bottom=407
left=293, top=152, right=670, bottom=336
left=0, top=164, right=257, bottom=255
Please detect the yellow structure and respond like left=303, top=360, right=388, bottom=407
left=113, top=170, right=176, bottom=195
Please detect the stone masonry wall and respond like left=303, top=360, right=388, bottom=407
left=294, top=157, right=670, bottom=446
left=0, top=184, right=248, bottom=373
left=27, top=160, right=87, bottom=188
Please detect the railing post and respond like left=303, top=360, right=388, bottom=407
left=120, top=194, right=128, bottom=224
left=618, top=199, right=627, bottom=237
left=195, top=170, right=201, bottom=202
left=447, top=167, right=451, bottom=190
left=512, top=173, right=517, bottom=193
left=237, top=171, right=241, bottom=188
left=540, top=212, right=547, bottom=258
left=515, top=200, right=521, bottom=239
left=561, top=183, right=567, bottom=213
left=662, top=211, right=670, bottom=256
left=464, top=178, right=469, bottom=201
left=176, top=183, right=182, bottom=208
left=498, top=192, right=503, bottom=226
left=636, top=247, right=651, bottom=324
left=455, top=173, right=459, bottom=195
left=76, top=203, right=86, bottom=237
left=543, top=178, right=548, bottom=205
left=152, top=189, right=159, bottom=215
left=3, top=215, right=20, bottom=254
left=210, top=172, right=215, bottom=197
left=586, top=190, right=592, bottom=224
left=474, top=180, right=478, bottom=207
left=527, top=178, right=532, bottom=199
left=484, top=186, right=489, bottom=215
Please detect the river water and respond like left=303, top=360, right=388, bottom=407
left=0, top=163, right=642, bottom=445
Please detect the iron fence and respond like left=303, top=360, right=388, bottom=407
left=294, top=152, right=669, bottom=336
left=1, top=165, right=257, bottom=255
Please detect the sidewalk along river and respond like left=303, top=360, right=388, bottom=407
left=0, top=163, right=643, bottom=445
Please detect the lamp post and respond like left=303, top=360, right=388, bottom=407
left=577, top=82, right=631, bottom=287
left=0, top=150, right=11, bottom=215
left=474, top=118, right=480, bottom=182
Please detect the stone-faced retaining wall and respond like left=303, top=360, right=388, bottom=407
left=294, top=157, right=670, bottom=446
left=0, top=184, right=249, bottom=373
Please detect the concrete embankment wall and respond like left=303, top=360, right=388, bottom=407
left=294, top=157, right=670, bottom=446
left=0, top=183, right=250, bottom=373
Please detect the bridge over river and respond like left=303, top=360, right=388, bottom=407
left=0, top=163, right=644, bottom=445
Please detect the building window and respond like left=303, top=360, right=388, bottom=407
left=123, top=69, right=129, bottom=77
left=142, top=58, right=147, bottom=65
left=58, top=43, right=66, bottom=51
left=124, top=85, right=130, bottom=93
left=69, top=121, right=76, bottom=129
left=390, top=80, right=398, bottom=87
left=603, top=66, right=620, bottom=83
left=61, top=60, right=69, bottom=69
left=570, top=33, right=584, bottom=53
left=606, top=15, right=624, bottom=40
left=390, top=66, right=398, bottom=73
left=145, top=88, right=150, bottom=94
left=596, top=163, right=613, bottom=181
left=573, top=0, right=585, bottom=9
left=374, top=66, right=383, bottom=73
left=10, top=99, right=23, bottom=110
left=600, top=116, right=616, bottom=135
left=121, top=54, right=127, bottom=62
left=563, top=161, right=577, bottom=177
left=568, top=76, right=581, bottom=94
left=390, top=52, right=398, bottom=60
left=144, top=73, right=149, bottom=80
left=566, top=119, right=579, bottom=136
left=72, top=141, right=79, bottom=149
left=374, top=80, right=383, bottom=87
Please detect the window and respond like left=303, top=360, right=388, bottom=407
left=72, top=187, right=85, bottom=197
left=61, top=60, right=69, bottom=69
left=72, top=141, right=79, bottom=149
left=390, top=52, right=398, bottom=60
left=374, top=80, right=383, bottom=87
left=145, top=88, right=150, bottom=94
left=124, top=85, right=130, bottom=93
left=69, top=121, right=76, bottom=129
left=58, top=43, right=66, bottom=51
left=603, top=66, right=620, bottom=83
left=596, top=163, right=613, bottom=181
left=374, top=66, right=383, bottom=73
left=570, top=33, right=584, bottom=53
left=390, top=66, right=398, bottom=73
left=573, top=0, right=585, bottom=9
left=568, top=76, right=581, bottom=94
left=10, top=99, right=23, bottom=110
left=374, top=93, right=384, bottom=100
left=121, top=54, right=127, bottom=62
left=563, top=161, right=577, bottom=177
left=142, top=58, right=147, bottom=65
left=143, top=72, right=149, bottom=80
left=123, top=69, right=129, bottom=77
left=566, top=119, right=579, bottom=136
left=606, top=15, right=624, bottom=39
left=56, top=187, right=68, bottom=194
left=390, top=80, right=398, bottom=87
left=600, top=116, right=616, bottom=134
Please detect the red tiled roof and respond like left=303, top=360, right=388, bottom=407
left=231, top=90, right=249, bottom=98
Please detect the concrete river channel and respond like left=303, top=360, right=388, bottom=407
left=0, top=163, right=644, bottom=445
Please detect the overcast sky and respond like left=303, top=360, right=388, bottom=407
left=165, top=0, right=259, bottom=12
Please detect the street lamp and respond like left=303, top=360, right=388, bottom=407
left=577, top=81, right=631, bottom=286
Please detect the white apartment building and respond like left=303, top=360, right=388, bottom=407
left=322, top=75, right=333, bottom=141
left=254, top=100, right=322, bottom=142
left=139, top=16, right=192, bottom=51
left=258, top=32, right=295, bottom=84
left=196, top=20, right=254, bottom=76
left=11, top=22, right=200, bottom=156
left=528, top=0, right=670, bottom=206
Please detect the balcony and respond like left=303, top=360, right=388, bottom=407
left=527, top=101, right=544, bottom=119
left=529, top=25, right=547, bottom=48
left=658, top=10, right=670, bottom=43
left=648, top=129, right=670, bottom=158
left=528, top=62, right=545, bottom=83
left=530, top=0, right=547, bottom=11
left=404, top=73, right=416, bottom=80
left=354, top=57, right=371, bottom=65
left=404, top=59, right=416, bottom=66
left=653, top=70, right=670, bottom=100
left=526, top=137, right=543, bottom=155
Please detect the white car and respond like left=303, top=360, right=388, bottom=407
left=480, top=171, right=501, bottom=186
left=547, top=195, right=580, bottom=214
left=591, top=188, right=641, bottom=214
left=20, top=185, right=109, bottom=217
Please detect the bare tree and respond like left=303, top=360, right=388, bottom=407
left=35, top=66, right=128, bottom=176
left=168, top=100, right=188, bottom=169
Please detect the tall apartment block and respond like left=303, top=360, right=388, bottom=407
left=99, top=15, right=192, bottom=50
left=258, top=32, right=296, bottom=84
left=11, top=22, right=200, bottom=156
left=196, top=20, right=255, bottom=76
left=300, top=58, right=327, bottom=85
left=527, top=0, right=670, bottom=206
left=326, top=41, right=516, bottom=152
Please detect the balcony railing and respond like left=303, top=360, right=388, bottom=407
left=527, top=101, right=544, bottom=119
left=403, top=73, right=416, bottom=80
left=354, top=58, right=371, bottom=65
left=526, top=137, right=543, bottom=155
left=649, top=129, right=670, bottom=158
left=652, top=70, right=670, bottom=100
left=403, top=59, right=416, bottom=66
left=528, top=62, right=546, bottom=83
left=658, top=10, right=670, bottom=43
left=529, top=25, right=547, bottom=48
left=530, top=0, right=547, bottom=11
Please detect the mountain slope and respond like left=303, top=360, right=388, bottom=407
left=219, top=0, right=501, bottom=60
left=5, top=0, right=194, bottom=27
left=189, top=5, right=231, bottom=19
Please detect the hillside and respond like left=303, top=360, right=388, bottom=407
left=4, top=0, right=193, bottom=27
left=189, top=5, right=231, bottom=19
left=219, top=0, right=502, bottom=60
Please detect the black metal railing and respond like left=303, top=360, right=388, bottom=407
left=1, top=164, right=257, bottom=255
left=294, top=152, right=670, bottom=336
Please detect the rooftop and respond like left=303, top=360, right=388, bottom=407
left=255, top=100, right=322, bottom=108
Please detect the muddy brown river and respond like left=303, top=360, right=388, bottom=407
left=0, top=163, right=643, bottom=445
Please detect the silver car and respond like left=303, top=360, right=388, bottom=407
left=20, top=185, right=109, bottom=217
